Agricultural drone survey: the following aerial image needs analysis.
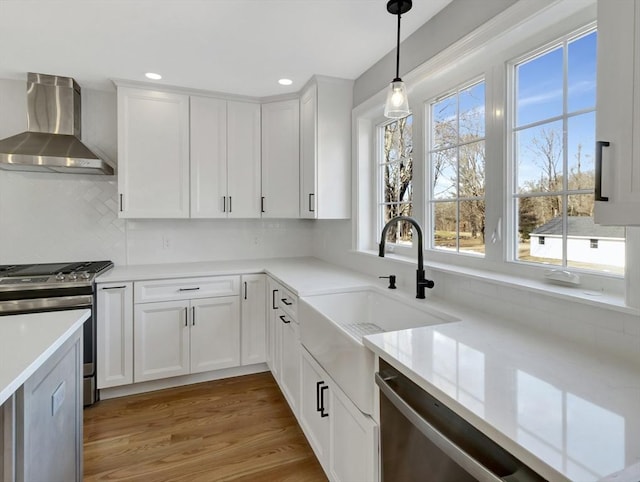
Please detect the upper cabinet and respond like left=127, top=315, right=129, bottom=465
left=116, top=78, right=352, bottom=220
left=190, top=97, right=262, bottom=218
left=117, top=84, right=261, bottom=219
left=594, top=0, right=640, bottom=225
left=227, top=101, right=262, bottom=218
left=261, top=99, right=300, bottom=218
left=117, top=87, right=190, bottom=218
left=300, top=77, right=353, bottom=219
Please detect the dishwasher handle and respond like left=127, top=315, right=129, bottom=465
left=376, top=373, right=505, bottom=482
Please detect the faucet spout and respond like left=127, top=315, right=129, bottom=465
left=378, top=215, right=434, bottom=298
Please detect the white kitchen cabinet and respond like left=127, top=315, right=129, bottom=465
left=117, top=86, right=190, bottom=218
left=261, top=99, right=300, bottom=218
left=96, top=282, right=133, bottom=388
left=190, top=296, right=241, bottom=373
left=594, top=0, right=640, bottom=225
left=134, top=300, right=191, bottom=382
left=134, top=296, right=241, bottom=382
left=227, top=101, right=262, bottom=218
left=328, top=381, right=378, bottom=482
left=300, top=349, right=330, bottom=468
left=299, top=347, right=378, bottom=482
left=266, top=277, right=282, bottom=380
left=279, top=308, right=300, bottom=414
left=300, top=76, right=353, bottom=219
left=240, top=274, right=267, bottom=365
left=190, top=96, right=227, bottom=218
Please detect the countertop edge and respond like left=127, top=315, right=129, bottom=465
left=0, top=309, right=89, bottom=406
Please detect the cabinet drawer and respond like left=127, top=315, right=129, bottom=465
left=278, top=286, right=298, bottom=319
left=134, top=276, right=240, bottom=303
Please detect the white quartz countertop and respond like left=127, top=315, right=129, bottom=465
left=0, top=309, right=89, bottom=406
left=96, top=257, right=373, bottom=296
left=94, top=257, right=640, bottom=481
left=363, top=297, right=640, bottom=482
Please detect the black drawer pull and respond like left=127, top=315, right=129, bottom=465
left=279, top=315, right=290, bottom=324
left=320, top=385, right=329, bottom=417
left=179, top=287, right=200, bottom=292
left=281, top=298, right=292, bottom=306
left=595, top=140, right=610, bottom=202
left=102, top=285, right=126, bottom=290
left=272, top=289, right=278, bottom=310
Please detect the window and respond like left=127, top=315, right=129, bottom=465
left=378, top=115, right=413, bottom=245
left=539, top=236, right=545, bottom=245
left=590, top=239, right=598, bottom=249
left=428, top=80, right=486, bottom=256
left=511, top=29, right=625, bottom=274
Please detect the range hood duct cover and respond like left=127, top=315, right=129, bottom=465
left=0, top=73, right=114, bottom=175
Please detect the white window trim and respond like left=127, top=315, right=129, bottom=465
left=354, top=0, right=639, bottom=307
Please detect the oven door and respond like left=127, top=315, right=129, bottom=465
left=375, top=360, right=545, bottom=482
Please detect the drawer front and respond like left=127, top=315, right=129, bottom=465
left=134, top=276, right=240, bottom=303
left=277, top=286, right=298, bottom=319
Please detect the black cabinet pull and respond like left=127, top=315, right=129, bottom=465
left=179, top=287, right=200, bottom=292
left=119, top=193, right=123, bottom=212
left=308, top=193, right=315, bottom=212
left=316, top=381, right=323, bottom=412
left=184, top=307, right=188, bottom=327
left=244, top=281, right=248, bottom=300
left=281, top=298, right=292, bottom=306
left=261, top=196, right=265, bottom=213
left=279, top=314, right=290, bottom=324
left=102, top=285, right=126, bottom=290
left=192, top=306, right=195, bottom=326
left=229, top=196, right=233, bottom=213
left=320, top=385, right=329, bottom=417
left=223, top=196, right=226, bottom=213
left=272, top=289, right=278, bottom=310
left=595, top=140, right=610, bottom=202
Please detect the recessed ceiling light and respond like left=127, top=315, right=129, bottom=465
left=145, top=72, right=162, bottom=80
left=278, top=78, right=293, bottom=86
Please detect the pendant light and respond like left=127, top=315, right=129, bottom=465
left=384, top=0, right=412, bottom=119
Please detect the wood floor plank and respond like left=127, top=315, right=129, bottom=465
left=84, top=372, right=327, bottom=481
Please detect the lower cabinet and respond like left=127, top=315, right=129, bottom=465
left=279, top=313, right=300, bottom=414
left=266, top=277, right=282, bottom=380
left=134, top=296, right=240, bottom=383
left=240, top=274, right=267, bottom=365
left=300, top=348, right=378, bottom=482
left=15, top=327, right=83, bottom=482
left=97, top=282, right=134, bottom=388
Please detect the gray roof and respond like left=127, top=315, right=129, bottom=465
left=530, top=216, right=625, bottom=239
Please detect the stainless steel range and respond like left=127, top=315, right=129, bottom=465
left=0, top=260, right=114, bottom=406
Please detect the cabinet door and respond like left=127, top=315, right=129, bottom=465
left=190, top=96, right=228, bottom=218
left=594, top=0, right=640, bottom=225
left=96, top=283, right=133, bottom=388
left=300, top=83, right=318, bottom=219
left=134, top=300, right=190, bottom=382
left=280, top=314, right=300, bottom=414
left=261, top=100, right=300, bottom=218
left=300, top=349, right=330, bottom=469
left=266, top=277, right=282, bottom=379
left=241, top=274, right=267, bottom=365
left=117, top=87, right=190, bottom=218
left=190, top=296, right=240, bottom=374
left=329, top=385, right=378, bottom=482
left=227, top=101, right=261, bottom=218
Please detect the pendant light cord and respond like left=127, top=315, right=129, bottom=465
left=394, top=0, right=402, bottom=81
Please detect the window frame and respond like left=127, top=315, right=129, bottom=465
left=354, top=0, right=630, bottom=300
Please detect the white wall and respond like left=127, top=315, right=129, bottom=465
left=0, top=78, right=315, bottom=265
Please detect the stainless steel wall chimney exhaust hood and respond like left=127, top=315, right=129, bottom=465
left=0, top=73, right=114, bottom=175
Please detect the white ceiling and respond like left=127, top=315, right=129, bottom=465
left=0, top=0, right=452, bottom=97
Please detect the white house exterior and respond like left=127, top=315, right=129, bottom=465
left=529, top=217, right=625, bottom=268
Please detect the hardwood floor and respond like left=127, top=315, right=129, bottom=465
left=84, top=372, right=327, bottom=481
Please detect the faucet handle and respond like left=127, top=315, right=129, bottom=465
left=379, top=275, right=397, bottom=289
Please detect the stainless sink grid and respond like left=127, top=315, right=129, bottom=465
left=340, top=322, right=385, bottom=340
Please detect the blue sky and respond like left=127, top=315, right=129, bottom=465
left=516, top=31, right=597, bottom=191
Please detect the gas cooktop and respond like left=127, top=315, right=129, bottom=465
left=0, top=261, right=113, bottom=290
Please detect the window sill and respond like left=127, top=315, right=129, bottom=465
left=353, top=249, right=638, bottom=316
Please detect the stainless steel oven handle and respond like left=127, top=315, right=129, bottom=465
left=375, top=373, right=503, bottom=482
left=0, top=295, right=93, bottom=314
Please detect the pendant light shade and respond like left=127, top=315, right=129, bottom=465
left=384, top=0, right=412, bottom=119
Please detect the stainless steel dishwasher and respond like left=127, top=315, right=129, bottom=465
left=375, top=359, right=547, bottom=482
